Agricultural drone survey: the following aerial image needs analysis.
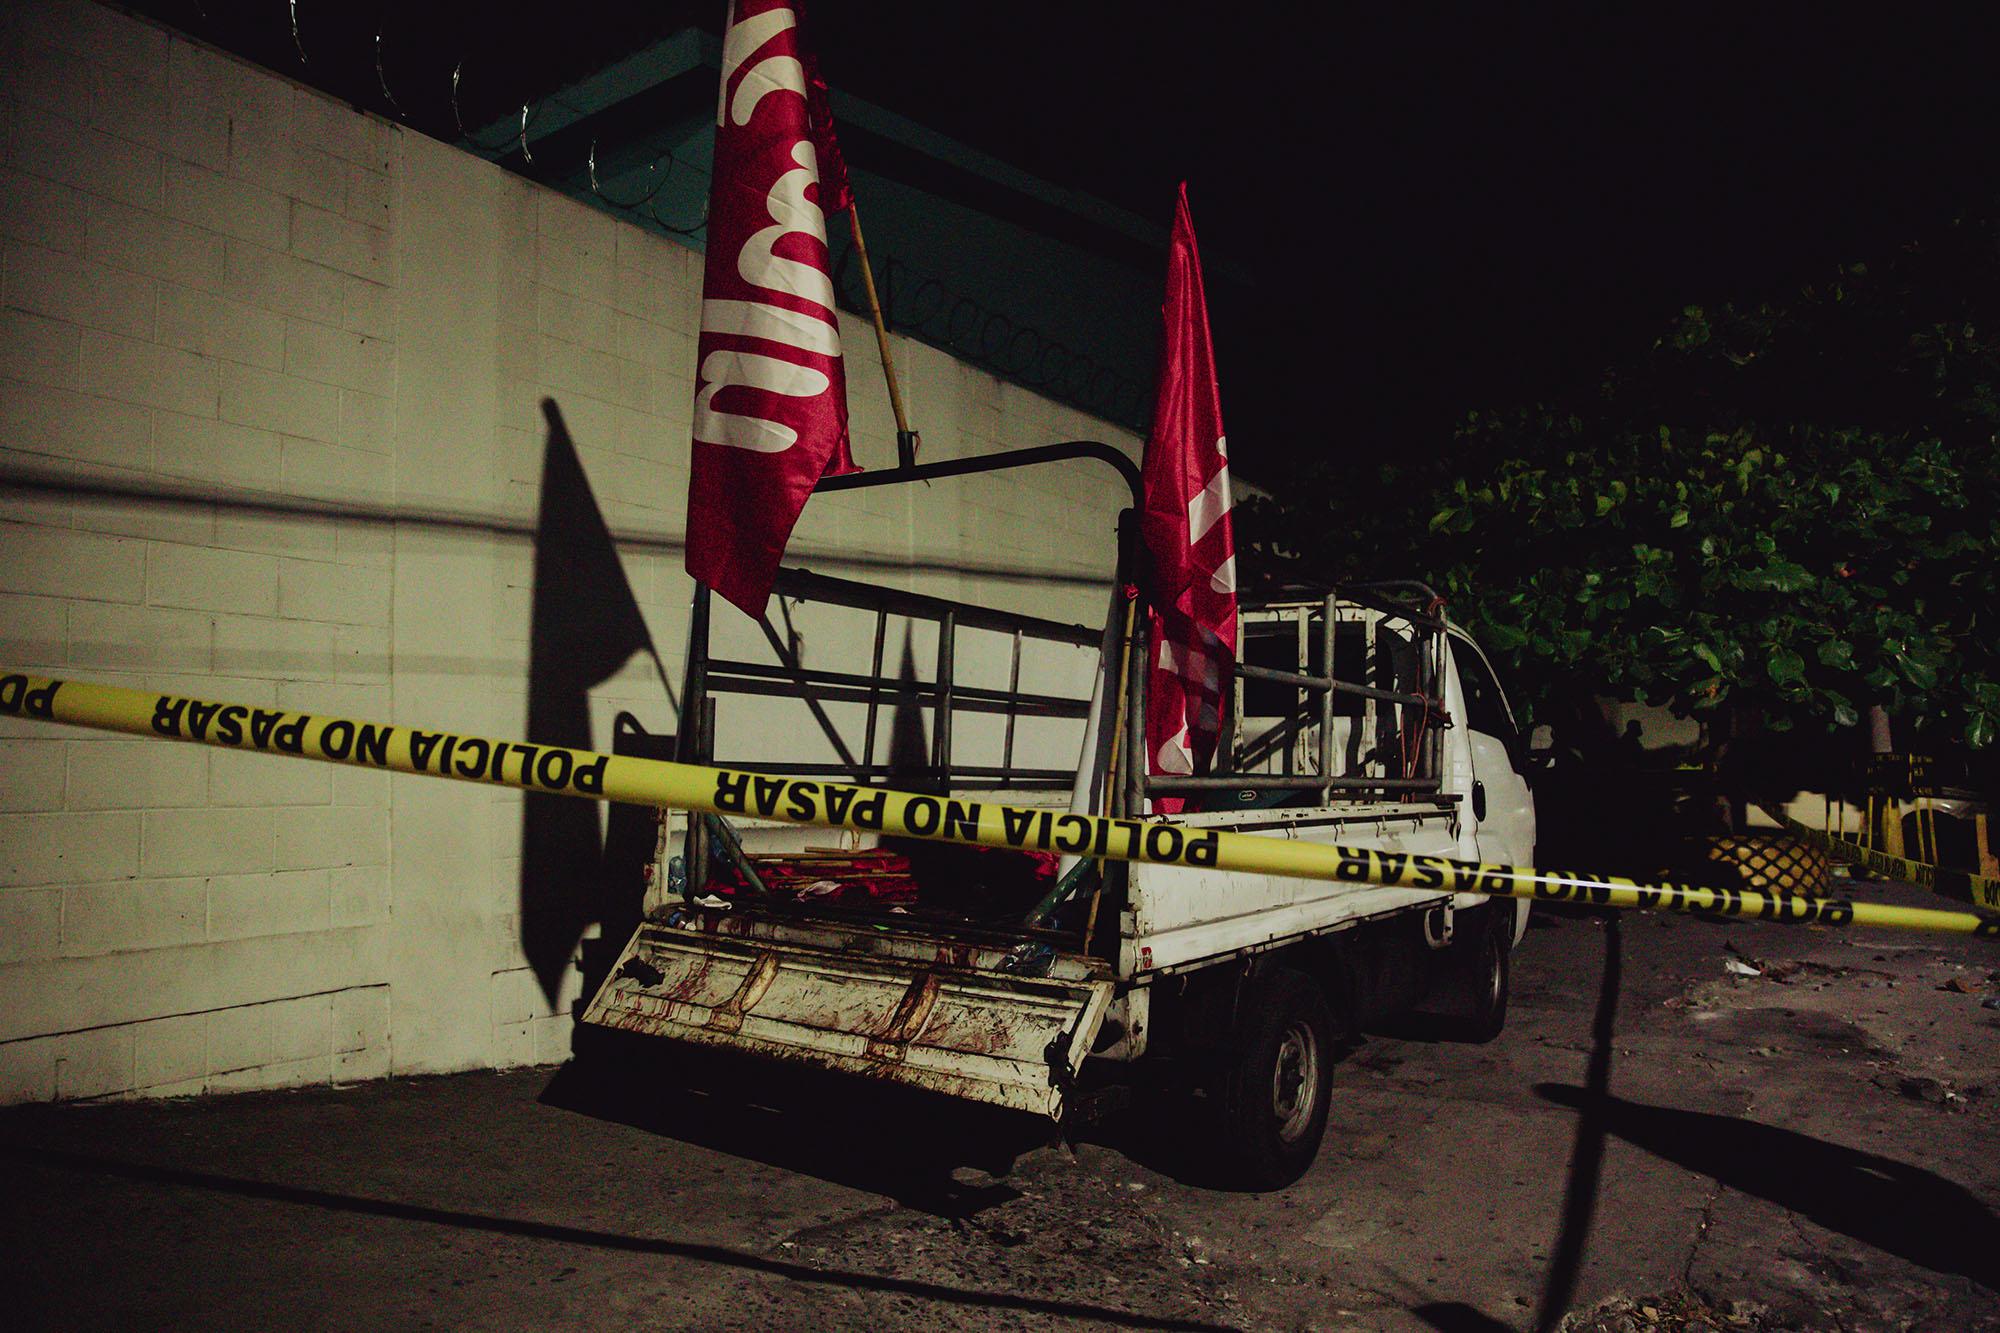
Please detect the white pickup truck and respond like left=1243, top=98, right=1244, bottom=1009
left=583, top=443, right=1537, bottom=1187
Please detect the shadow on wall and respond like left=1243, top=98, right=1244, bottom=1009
left=887, top=627, right=931, bottom=787
left=521, top=399, right=672, bottom=1007
left=0, top=466, right=1117, bottom=591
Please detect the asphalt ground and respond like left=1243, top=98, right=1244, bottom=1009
left=3, top=878, right=1997, bottom=1331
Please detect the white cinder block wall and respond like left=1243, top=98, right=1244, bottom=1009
left=0, top=0, right=1140, bottom=1103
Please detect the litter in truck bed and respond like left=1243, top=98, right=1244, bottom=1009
left=705, top=843, right=1060, bottom=921
left=708, top=848, right=918, bottom=903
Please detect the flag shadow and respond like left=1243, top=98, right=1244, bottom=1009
left=521, top=399, right=671, bottom=1008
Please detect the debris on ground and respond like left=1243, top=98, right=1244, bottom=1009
left=1563, top=1289, right=1779, bottom=1331
left=775, top=1147, right=1236, bottom=1329
left=1870, top=1072, right=1966, bottom=1108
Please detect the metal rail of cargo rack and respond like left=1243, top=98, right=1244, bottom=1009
left=1137, top=580, right=1455, bottom=813
left=677, top=440, right=1144, bottom=900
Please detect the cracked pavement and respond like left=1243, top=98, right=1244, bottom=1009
left=2, top=875, right=1996, bottom=1330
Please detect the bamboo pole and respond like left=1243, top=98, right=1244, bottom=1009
left=846, top=202, right=918, bottom=466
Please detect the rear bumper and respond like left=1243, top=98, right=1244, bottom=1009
left=581, top=909, right=1112, bottom=1118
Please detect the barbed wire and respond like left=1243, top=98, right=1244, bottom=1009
left=585, top=140, right=708, bottom=235
left=373, top=29, right=404, bottom=120
left=329, top=6, right=1147, bottom=431
left=833, top=250, right=1148, bottom=431
left=450, top=59, right=543, bottom=155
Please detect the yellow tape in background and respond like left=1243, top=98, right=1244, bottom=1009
left=1764, top=806, right=2000, bottom=911
left=5, top=671, right=1997, bottom=941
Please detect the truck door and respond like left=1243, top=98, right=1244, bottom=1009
left=1447, top=635, right=1535, bottom=869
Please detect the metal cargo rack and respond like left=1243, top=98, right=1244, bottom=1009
left=1139, top=578, right=1455, bottom=812
left=675, top=440, right=1142, bottom=905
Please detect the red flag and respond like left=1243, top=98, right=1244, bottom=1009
left=800, top=11, right=853, bottom=217
left=1141, top=184, right=1237, bottom=800
left=686, top=0, right=857, bottom=619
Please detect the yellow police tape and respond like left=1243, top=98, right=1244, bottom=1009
left=1762, top=807, right=2000, bottom=911
left=5, top=671, right=1997, bottom=940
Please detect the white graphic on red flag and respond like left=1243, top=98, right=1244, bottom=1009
left=1140, top=185, right=1237, bottom=802
left=685, top=0, right=856, bottom=618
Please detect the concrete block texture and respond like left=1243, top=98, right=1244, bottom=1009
left=146, top=541, right=279, bottom=616
left=219, top=360, right=339, bottom=442
left=206, top=867, right=331, bottom=941
left=85, top=195, right=226, bottom=290
left=68, top=600, right=213, bottom=674
left=15, top=0, right=171, bottom=82
left=3, top=241, right=156, bottom=340
left=156, top=283, right=288, bottom=371
left=2, top=380, right=154, bottom=471
left=53, top=1023, right=135, bottom=1099
left=0, top=887, right=62, bottom=963
left=0, top=308, right=81, bottom=389
left=80, top=330, right=220, bottom=417
left=63, top=877, right=206, bottom=955
left=0, top=523, right=146, bottom=602
left=154, top=411, right=283, bottom=490
left=0, top=1034, right=58, bottom=1102
left=0, top=810, right=141, bottom=887
left=140, top=806, right=275, bottom=878
left=10, top=103, right=164, bottom=211
left=131, top=1011, right=205, bottom=1088
left=0, top=0, right=1141, bottom=1106
left=0, top=593, right=66, bottom=672
left=209, top=744, right=331, bottom=806
left=290, top=203, right=391, bottom=285
left=0, top=169, right=92, bottom=255
left=0, top=739, right=66, bottom=813
left=163, top=159, right=289, bottom=248
left=66, top=736, right=208, bottom=809
left=222, top=238, right=345, bottom=324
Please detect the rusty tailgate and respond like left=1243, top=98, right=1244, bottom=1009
left=580, top=914, right=1113, bottom=1118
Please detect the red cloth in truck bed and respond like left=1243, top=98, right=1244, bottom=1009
left=708, top=845, right=1058, bottom=908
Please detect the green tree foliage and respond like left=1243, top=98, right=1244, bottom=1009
left=1240, top=213, right=2000, bottom=749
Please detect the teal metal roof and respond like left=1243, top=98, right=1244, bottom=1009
left=467, top=28, right=1165, bottom=432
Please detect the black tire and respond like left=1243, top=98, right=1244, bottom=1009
left=1443, top=904, right=1512, bottom=1043
left=1219, top=967, right=1338, bottom=1190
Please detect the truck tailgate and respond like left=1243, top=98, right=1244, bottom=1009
left=581, top=914, right=1113, bottom=1118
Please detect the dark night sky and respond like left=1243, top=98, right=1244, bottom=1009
left=814, top=5, right=1999, bottom=480
left=139, top=2, right=2000, bottom=482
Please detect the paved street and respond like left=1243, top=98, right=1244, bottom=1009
left=4, top=881, right=1997, bottom=1331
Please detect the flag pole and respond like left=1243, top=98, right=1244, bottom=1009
left=845, top=201, right=919, bottom=469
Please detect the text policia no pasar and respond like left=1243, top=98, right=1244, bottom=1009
left=5, top=672, right=1996, bottom=940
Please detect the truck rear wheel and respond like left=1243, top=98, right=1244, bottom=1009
left=1220, top=967, right=1338, bottom=1189
left=1441, top=904, right=1512, bottom=1043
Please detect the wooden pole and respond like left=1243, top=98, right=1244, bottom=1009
left=845, top=202, right=918, bottom=467
left=1866, top=704, right=1905, bottom=859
